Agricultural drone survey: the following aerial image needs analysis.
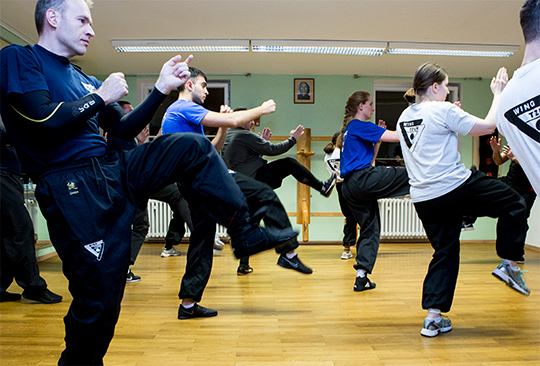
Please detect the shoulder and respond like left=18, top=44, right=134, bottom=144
left=1, top=44, right=38, bottom=62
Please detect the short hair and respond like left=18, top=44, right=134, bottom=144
left=413, top=62, right=448, bottom=96
left=35, top=0, right=94, bottom=34
left=520, top=0, right=540, bottom=43
left=233, top=107, right=247, bottom=112
left=117, top=101, right=131, bottom=108
left=177, top=67, right=207, bottom=92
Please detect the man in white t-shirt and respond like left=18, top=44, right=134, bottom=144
left=496, top=0, right=540, bottom=194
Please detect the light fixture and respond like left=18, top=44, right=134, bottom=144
left=386, top=42, right=519, bottom=57
left=251, top=40, right=387, bottom=56
left=111, top=39, right=519, bottom=58
left=112, top=39, right=250, bottom=53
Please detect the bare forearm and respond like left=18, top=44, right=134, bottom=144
left=212, top=127, right=228, bottom=152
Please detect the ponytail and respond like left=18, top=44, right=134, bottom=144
left=336, top=91, right=370, bottom=149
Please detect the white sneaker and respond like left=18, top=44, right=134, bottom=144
left=161, top=247, right=181, bottom=257
left=420, top=315, right=452, bottom=337
left=341, top=251, right=353, bottom=260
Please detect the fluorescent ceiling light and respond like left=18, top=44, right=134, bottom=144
left=112, top=39, right=250, bottom=53
left=251, top=40, right=387, bottom=56
left=386, top=42, right=519, bottom=57
left=111, top=39, right=519, bottom=58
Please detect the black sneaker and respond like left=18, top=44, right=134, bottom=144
left=354, top=276, right=376, bottom=292
left=237, top=264, right=254, bottom=275
left=22, top=289, right=62, bottom=304
left=320, top=173, right=337, bottom=197
left=178, top=304, right=218, bottom=319
left=517, top=256, right=525, bottom=264
left=0, top=291, right=21, bottom=302
left=277, top=254, right=313, bottom=274
left=126, top=269, right=141, bottom=283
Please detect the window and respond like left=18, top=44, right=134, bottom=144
left=138, top=79, right=231, bottom=138
left=373, top=81, right=460, bottom=166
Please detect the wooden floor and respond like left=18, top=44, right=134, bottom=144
left=1, top=243, right=539, bottom=366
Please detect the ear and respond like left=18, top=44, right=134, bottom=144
left=185, top=79, right=194, bottom=92
left=45, top=9, right=60, bottom=29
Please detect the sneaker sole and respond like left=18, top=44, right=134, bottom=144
left=161, top=253, right=180, bottom=257
left=420, top=325, right=452, bottom=337
left=492, top=269, right=530, bottom=296
left=178, top=314, right=217, bottom=319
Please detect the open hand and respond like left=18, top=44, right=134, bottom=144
left=155, top=55, right=194, bottom=95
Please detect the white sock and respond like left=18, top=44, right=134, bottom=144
left=183, top=302, right=195, bottom=309
left=427, top=309, right=441, bottom=319
left=286, top=252, right=297, bottom=259
left=356, top=269, right=366, bottom=278
left=503, top=259, right=519, bottom=270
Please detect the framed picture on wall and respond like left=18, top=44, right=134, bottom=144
left=294, top=78, right=314, bottom=104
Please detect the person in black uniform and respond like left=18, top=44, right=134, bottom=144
left=490, top=136, right=536, bottom=262
left=0, top=1, right=293, bottom=364
left=0, top=120, right=63, bottom=304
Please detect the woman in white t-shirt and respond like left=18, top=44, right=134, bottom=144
left=324, top=132, right=358, bottom=260
left=397, top=62, right=529, bottom=338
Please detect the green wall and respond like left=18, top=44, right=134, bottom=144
left=2, top=24, right=501, bottom=242
left=119, top=72, right=498, bottom=241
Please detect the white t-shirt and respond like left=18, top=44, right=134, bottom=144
left=496, top=57, right=540, bottom=194
left=397, top=101, right=479, bottom=202
left=324, top=148, right=343, bottom=182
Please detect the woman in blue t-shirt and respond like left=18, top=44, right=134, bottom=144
left=337, top=91, right=410, bottom=293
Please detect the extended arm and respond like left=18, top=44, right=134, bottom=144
left=467, top=67, right=508, bottom=136
left=99, top=87, right=167, bottom=138
left=489, top=136, right=509, bottom=165
left=211, top=105, right=232, bottom=151
left=201, top=100, right=276, bottom=128
left=244, top=129, right=296, bottom=156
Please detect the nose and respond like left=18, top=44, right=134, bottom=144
left=86, top=25, right=95, bottom=38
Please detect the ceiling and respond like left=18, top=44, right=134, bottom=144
left=0, top=0, right=528, bottom=79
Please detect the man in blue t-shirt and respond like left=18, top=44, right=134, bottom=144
left=0, top=1, right=293, bottom=364
left=161, top=67, right=311, bottom=286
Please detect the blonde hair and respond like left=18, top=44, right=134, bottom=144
left=336, top=91, right=370, bottom=149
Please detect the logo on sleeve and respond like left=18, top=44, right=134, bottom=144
left=84, top=240, right=104, bottom=261
left=504, top=95, right=540, bottom=143
left=399, top=119, right=425, bottom=151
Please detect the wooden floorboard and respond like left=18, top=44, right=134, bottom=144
left=1, top=243, right=539, bottom=365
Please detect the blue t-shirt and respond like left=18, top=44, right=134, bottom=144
left=0, top=44, right=107, bottom=177
left=161, top=99, right=209, bottom=135
left=340, top=119, right=385, bottom=178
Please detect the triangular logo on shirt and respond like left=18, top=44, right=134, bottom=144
left=504, top=95, right=540, bottom=143
left=81, top=82, right=96, bottom=93
left=399, top=119, right=425, bottom=151
left=84, top=240, right=104, bottom=261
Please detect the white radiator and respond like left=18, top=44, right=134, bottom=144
left=148, top=197, right=427, bottom=240
left=378, top=197, right=426, bottom=239
left=146, top=200, right=228, bottom=239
